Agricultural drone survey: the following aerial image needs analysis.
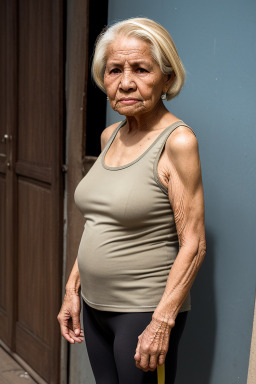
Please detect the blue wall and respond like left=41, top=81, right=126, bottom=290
left=107, top=1, right=256, bottom=383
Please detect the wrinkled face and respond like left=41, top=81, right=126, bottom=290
left=104, top=35, right=170, bottom=117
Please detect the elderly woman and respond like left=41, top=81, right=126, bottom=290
left=58, top=17, right=206, bottom=384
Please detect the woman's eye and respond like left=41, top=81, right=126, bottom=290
left=109, top=68, right=121, bottom=74
left=136, top=68, right=148, bottom=73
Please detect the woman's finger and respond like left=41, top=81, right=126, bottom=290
left=134, top=336, right=141, bottom=362
left=68, top=327, right=84, bottom=343
left=67, top=323, right=83, bottom=335
left=60, top=324, right=75, bottom=344
left=148, top=354, right=158, bottom=371
left=158, top=353, right=166, bottom=366
left=138, top=352, right=150, bottom=371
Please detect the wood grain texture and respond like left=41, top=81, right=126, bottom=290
left=18, top=0, right=54, bottom=166
left=14, top=0, right=64, bottom=382
left=0, top=0, right=64, bottom=382
left=65, top=0, right=89, bottom=279
left=0, top=0, right=7, bottom=320
left=0, top=0, right=18, bottom=351
left=0, top=177, right=6, bottom=313
left=17, top=179, right=53, bottom=343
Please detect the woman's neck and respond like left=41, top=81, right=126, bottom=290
left=125, top=102, right=173, bottom=133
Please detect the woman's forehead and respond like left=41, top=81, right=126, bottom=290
left=106, top=36, right=152, bottom=61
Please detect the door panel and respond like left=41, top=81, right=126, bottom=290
left=17, top=179, right=54, bottom=344
left=18, top=0, right=54, bottom=167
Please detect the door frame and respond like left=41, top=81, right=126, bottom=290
left=62, top=0, right=108, bottom=382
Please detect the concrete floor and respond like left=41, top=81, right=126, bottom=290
left=0, top=347, right=37, bottom=384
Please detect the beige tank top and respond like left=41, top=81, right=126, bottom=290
left=74, top=120, right=194, bottom=312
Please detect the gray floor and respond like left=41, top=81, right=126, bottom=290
left=0, top=347, right=36, bottom=384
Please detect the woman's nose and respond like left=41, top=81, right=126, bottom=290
left=119, top=70, right=136, bottom=91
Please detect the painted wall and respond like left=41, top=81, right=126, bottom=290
left=105, top=1, right=256, bottom=383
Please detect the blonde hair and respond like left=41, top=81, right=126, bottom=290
left=92, top=17, right=185, bottom=101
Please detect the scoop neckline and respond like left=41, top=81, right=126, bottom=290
left=101, top=119, right=184, bottom=171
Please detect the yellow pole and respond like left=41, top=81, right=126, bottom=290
left=157, top=365, right=165, bottom=384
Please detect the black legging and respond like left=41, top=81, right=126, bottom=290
left=82, top=300, right=188, bottom=384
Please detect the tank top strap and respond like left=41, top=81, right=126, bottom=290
left=150, top=120, right=196, bottom=195
left=102, top=120, right=126, bottom=157
left=145, top=120, right=196, bottom=159
left=158, top=120, right=196, bottom=144
left=101, top=119, right=196, bottom=175
left=103, top=119, right=195, bottom=152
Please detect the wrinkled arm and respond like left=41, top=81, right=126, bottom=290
left=153, top=129, right=206, bottom=326
left=57, top=259, right=84, bottom=344
left=134, top=128, right=206, bottom=371
left=65, top=258, right=81, bottom=294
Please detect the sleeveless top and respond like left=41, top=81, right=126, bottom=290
left=74, top=120, right=194, bottom=313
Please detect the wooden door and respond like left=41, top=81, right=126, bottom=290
left=0, top=1, right=64, bottom=383
left=0, top=0, right=13, bottom=349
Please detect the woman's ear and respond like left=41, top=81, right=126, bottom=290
left=165, top=71, right=175, bottom=90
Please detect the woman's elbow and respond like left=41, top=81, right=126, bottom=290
left=182, top=233, right=206, bottom=266
left=198, top=240, right=206, bottom=267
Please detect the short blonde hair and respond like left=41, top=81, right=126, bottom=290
left=92, top=17, right=185, bottom=101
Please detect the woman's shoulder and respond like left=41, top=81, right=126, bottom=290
left=166, top=122, right=198, bottom=153
left=165, top=124, right=200, bottom=174
left=100, top=121, right=122, bottom=151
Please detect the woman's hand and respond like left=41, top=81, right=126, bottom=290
left=134, top=318, right=172, bottom=372
left=57, top=289, right=84, bottom=344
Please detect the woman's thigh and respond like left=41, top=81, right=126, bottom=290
left=82, top=300, right=188, bottom=384
left=82, top=301, right=119, bottom=384
left=164, top=310, right=188, bottom=383
left=111, top=310, right=188, bottom=384
left=111, top=311, right=157, bottom=384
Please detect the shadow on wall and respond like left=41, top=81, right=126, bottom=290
left=176, top=228, right=216, bottom=384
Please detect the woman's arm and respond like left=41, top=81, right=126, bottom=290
left=154, top=127, right=206, bottom=323
left=134, top=127, right=206, bottom=371
left=65, top=257, right=81, bottom=293
left=57, top=258, right=84, bottom=344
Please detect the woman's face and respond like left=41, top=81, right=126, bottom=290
left=104, top=35, right=171, bottom=117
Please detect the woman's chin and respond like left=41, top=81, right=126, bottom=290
left=113, top=104, right=147, bottom=117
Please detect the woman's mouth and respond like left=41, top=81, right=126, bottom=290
left=119, top=98, right=140, bottom=105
